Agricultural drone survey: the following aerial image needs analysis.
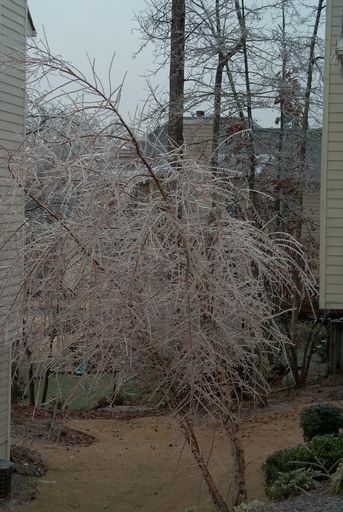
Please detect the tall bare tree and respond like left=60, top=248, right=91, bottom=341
left=167, top=0, right=186, bottom=153
left=3, top=43, right=315, bottom=510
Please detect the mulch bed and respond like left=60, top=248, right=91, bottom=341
left=12, top=406, right=96, bottom=447
left=11, top=446, right=47, bottom=477
left=12, top=404, right=165, bottom=421
left=11, top=404, right=165, bottom=447
left=12, top=418, right=96, bottom=447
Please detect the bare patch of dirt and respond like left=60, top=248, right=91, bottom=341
left=15, top=410, right=304, bottom=512
left=11, top=380, right=343, bottom=512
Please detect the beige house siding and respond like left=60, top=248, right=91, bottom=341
left=320, top=0, right=343, bottom=309
left=0, top=0, right=28, bottom=460
left=183, top=118, right=213, bottom=162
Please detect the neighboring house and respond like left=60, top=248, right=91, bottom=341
left=146, top=114, right=322, bottom=275
left=0, top=1, right=35, bottom=460
left=320, top=0, right=343, bottom=311
left=251, top=127, right=321, bottom=276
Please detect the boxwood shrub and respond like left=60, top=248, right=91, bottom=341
left=300, top=403, right=343, bottom=441
left=262, top=445, right=306, bottom=488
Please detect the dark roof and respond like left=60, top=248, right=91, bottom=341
left=145, top=118, right=321, bottom=182
left=252, top=127, right=321, bottom=182
left=27, top=8, right=37, bottom=37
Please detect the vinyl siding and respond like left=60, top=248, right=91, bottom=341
left=0, top=0, right=27, bottom=460
left=320, top=0, right=343, bottom=309
left=183, top=119, right=213, bottom=161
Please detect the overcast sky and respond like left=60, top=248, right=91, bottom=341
left=28, top=1, right=321, bottom=128
left=29, top=1, right=166, bottom=119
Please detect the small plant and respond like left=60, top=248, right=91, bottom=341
left=300, top=403, right=343, bottom=441
left=56, top=398, right=66, bottom=410
left=268, top=468, right=317, bottom=500
left=306, top=434, right=343, bottom=473
left=331, top=460, right=343, bottom=495
left=233, top=499, right=265, bottom=511
left=95, top=396, right=110, bottom=409
left=263, top=434, right=343, bottom=491
left=50, top=395, right=66, bottom=410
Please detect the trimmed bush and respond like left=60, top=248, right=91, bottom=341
left=300, top=403, right=343, bottom=441
left=262, top=445, right=306, bottom=488
left=268, top=468, right=317, bottom=500
left=262, top=434, right=343, bottom=492
left=331, top=460, right=343, bottom=495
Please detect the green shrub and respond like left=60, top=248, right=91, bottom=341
left=331, top=460, right=343, bottom=495
left=262, top=445, right=305, bottom=488
left=233, top=500, right=265, bottom=511
left=268, top=468, right=317, bottom=500
left=263, top=434, right=343, bottom=492
left=300, top=403, right=343, bottom=441
left=306, top=434, right=343, bottom=473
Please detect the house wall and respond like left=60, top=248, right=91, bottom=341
left=183, top=118, right=322, bottom=276
left=183, top=118, right=213, bottom=162
left=0, top=0, right=27, bottom=460
left=320, top=0, right=343, bottom=309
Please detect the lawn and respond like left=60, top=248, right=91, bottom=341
left=20, top=370, right=158, bottom=410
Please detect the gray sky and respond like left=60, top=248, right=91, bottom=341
left=28, top=1, right=282, bottom=127
left=28, top=1, right=321, bottom=128
left=29, top=1, right=165, bottom=119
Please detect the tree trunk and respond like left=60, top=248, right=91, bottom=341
left=225, top=62, right=245, bottom=124
left=288, top=0, right=324, bottom=388
left=41, top=367, right=51, bottom=405
left=223, top=420, right=247, bottom=506
left=23, top=322, right=36, bottom=407
left=167, top=0, right=185, bottom=155
left=180, top=417, right=231, bottom=512
left=11, top=363, right=20, bottom=405
left=28, top=362, right=35, bottom=407
left=211, top=0, right=225, bottom=169
left=234, top=0, right=256, bottom=195
left=275, top=0, right=286, bottom=231
left=211, top=57, right=225, bottom=169
left=41, top=329, right=55, bottom=406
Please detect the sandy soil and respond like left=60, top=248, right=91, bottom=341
left=16, top=406, right=306, bottom=512
left=13, top=376, right=343, bottom=512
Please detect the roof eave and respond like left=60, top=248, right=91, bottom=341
left=27, top=8, right=37, bottom=37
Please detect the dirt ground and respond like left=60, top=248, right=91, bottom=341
left=12, top=377, right=343, bottom=512
left=13, top=410, right=302, bottom=512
